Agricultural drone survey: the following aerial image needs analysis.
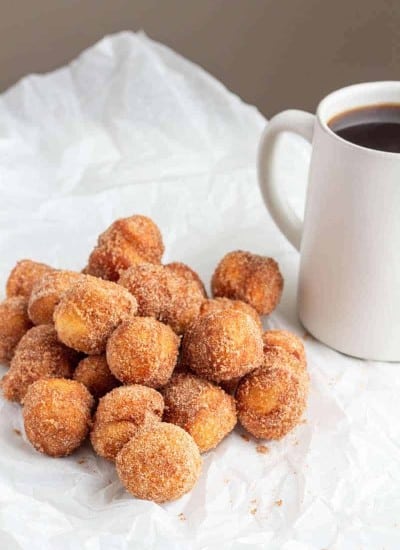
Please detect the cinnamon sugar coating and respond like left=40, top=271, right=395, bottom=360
left=6, top=260, right=54, bottom=299
left=118, top=263, right=204, bottom=334
left=163, top=373, right=237, bottom=452
left=85, top=215, right=164, bottom=281
left=199, top=297, right=262, bottom=329
left=165, top=262, right=207, bottom=297
left=118, top=263, right=168, bottom=318
left=236, top=349, right=308, bottom=440
left=54, top=276, right=137, bottom=355
left=181, top=310, right=263, bottom=382
left=28, top=270, right=83, bottom=325
left=211, top=250, right=283, bottom=315
left=23, top=378, right=94, bottom=457
left=116, top=422, right=202, bottom=503
left=90, top=385, right=164, bottom=460
left=106, top=317, right=179, bottom=388
left=1, top=325, right=78, bottom=403
left=0, top=296, right=32, bottom=364
left=0, top=216, right=309, bottom=502
left=263, top=329, right=306, bottom=368
left=73, top=355, right=119, bottom=399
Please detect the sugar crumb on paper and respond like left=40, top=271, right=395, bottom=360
left=13, top=428, right=22, bottom=436
left=256, top=444, right=269, bottom=454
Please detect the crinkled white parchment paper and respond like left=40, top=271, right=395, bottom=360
left=0, top=32, right=399, bottom=550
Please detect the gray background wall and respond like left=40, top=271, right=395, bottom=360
left=1, top=0, right=399, bottom=116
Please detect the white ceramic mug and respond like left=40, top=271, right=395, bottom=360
left=258, top=81, right=400, bottom=361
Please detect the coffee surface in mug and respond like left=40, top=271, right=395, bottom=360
left=328, top=103, right=400, bottom=153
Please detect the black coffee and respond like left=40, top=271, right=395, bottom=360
left=328, top=103, right=400, bottom=153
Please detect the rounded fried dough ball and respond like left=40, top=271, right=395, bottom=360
left=162, top=273, right=207, bottom=335
left=236, top=352, right=308, bottom=440
left=90, top=385, right=164, bottom=460
left=165, top=262, right=207, bottom=297
left=6, top=260, right=54, bottom=298
left=54, top=276, right=137, bottom=354
left=106, top=317, right=179, bottom=388
left=28, top=270, right=83, bottom=325
left=263, top=330, right=306, bottom=368
left=116, top=422, right=202, bottom=503
left=73, top=355, right=119, bottom=399
left=23, top=378, right=94, bottom=457
left=181, top=310, right=263, bottom=382
left=1, top=325, right=78, bottom=403
left=163, top=373, right=237, bottom=452
left=83, top=248, right=144, bottom=281
left=119, top=263, right=204, bottom=334
left=211, top=250, right=284, bottom=315
left=0, top=296, right=32, bottom=364
left=199, top=297, right=262, bottom=329
left=86, top=215, right=164, bottom=281
left=118, top=263, right=167, bottom=318
left=263, top=346, right=309, bottom=381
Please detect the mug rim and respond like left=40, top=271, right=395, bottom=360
left=316, top=80, right=400, bottom=158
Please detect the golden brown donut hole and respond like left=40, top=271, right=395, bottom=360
left=199, top=297, right=262, bottom=330
left=163, top=373, right=237, bottom=452
left=6, top=259, right=54, bottom=299
left=54, top=276, right=137, bottom=355
left=236, top=351, right=308, bottom=440
left=90, top=385, right=164, bottom=460
left=165, top=262, right=207, bottom=297
left=211, top=250, right=283, bottom=315
left=119, top=263, right=204, bottom=335
left=116, top=422, right=202, bottom=503
left=85, top=215, right=164, bottom=281
left=73, top=355, right=119, bottom=399
left=23, top=378, right=94, bottom=457
left=0, top=296, right=32, bottom=364
left=181, top=309, right=263, bottom=382
left=263, top=329, right=306, bottom=368
left=1, top=324, right=78, bottom=403
left=28, top=270, right=83, bottom=325
left=106, top=317, right=179, bottom=388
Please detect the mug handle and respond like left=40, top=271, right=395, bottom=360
left=257, top=110, right=315, bottom=251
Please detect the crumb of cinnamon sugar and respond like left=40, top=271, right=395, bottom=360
left=224, top=478, right=230, bottom=484
left=250, top=498, right=257, bottom=504
left=178, top=513, right=186, bottom=521
left=256, top=444, right=269, bottom=454
left=241, top=433, right=250, bottom=442
left=78, top=458, right=86, bottom=464
left=13, top=428, right=21, bottom=436
left=275, top=499, right=283, bottom=506
left=302, top=331, right=310, bottom=340
left=250, top=507, right=257, bottom=515
left=300, top=418, right=307, bottom=425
